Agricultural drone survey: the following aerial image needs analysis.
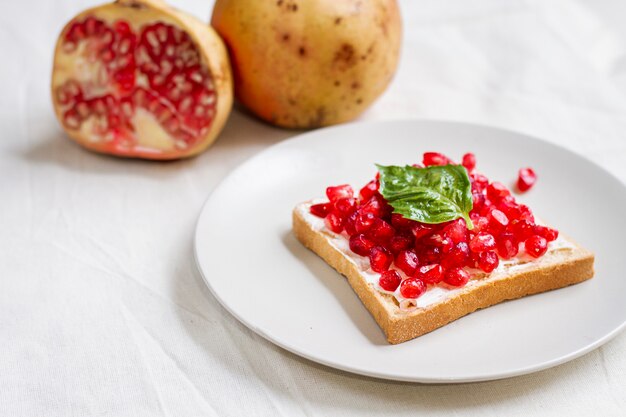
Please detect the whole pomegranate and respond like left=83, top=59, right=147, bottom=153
left=51, top=0, right=233, bottom=160
left=211, top=0, right=401, bottom=128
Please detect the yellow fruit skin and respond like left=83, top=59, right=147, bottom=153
left=211, top=0, right=402, bottom=129
left=51, top=0, right=233, bottom=160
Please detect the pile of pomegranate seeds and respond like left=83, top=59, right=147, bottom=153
left=309, top=152, right=558, bottom=299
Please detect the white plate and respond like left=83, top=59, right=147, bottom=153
left=194, top=120, right=626, bottom=383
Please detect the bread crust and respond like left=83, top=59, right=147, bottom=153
left=293, top=204, right=595, bottom=344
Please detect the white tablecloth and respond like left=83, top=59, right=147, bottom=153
left=2, top=0, right=625, bottom=415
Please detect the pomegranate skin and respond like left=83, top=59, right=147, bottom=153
left=51, top=0, right=233, bottom=160
left=211, top=0, right=402, bottom=128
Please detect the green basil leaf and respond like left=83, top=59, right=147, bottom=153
left=376, top=164, right=474, bottom=229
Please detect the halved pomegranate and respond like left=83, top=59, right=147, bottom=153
left=51, top=0, right=233, bottom=160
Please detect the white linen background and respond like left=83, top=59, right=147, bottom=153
left=1, top=0, right=625, bottom=415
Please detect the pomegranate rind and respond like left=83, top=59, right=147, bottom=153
left=51, top=0, right=233, bottom=160
left=211, top=0, right=402, bottom=128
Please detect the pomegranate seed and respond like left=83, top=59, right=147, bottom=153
left=471, top=173, right=489, bottom=191
left=525, top=235, right=548, bottom=258
left=497, top=198, right=521, bottom=219
left=478, top=250, right=499, bottom=273
left=440, top=237, right=455, bottom=254
left=400, top=278, right=426, bottom=298
left=442, top=218, right=468, bottom=244
left=416, top=264, right=444, bottom=284
left=114, top=20, right=131, bottom=34
left=444, top=267, right=470, bottom=287
left=486, top=182, right=511, bottom=203
left=344, top=211, right=358, bottom=235
left=400, top=277, right=426, bottom=298
left=518, top=205, right=535, bottom=222
left=310, top=202, right=331, bottom=218
left=488, top=209, right=509, bottom=232
left=326, top=184, right=354, bottom=202
left=420, top=245, right=443, bottom=264
left=379, top=270, right=402, bottom=292
left=423, top=233, right=454, bottom=255
left=389, top=233, right=414, bottom=254
left=423, top=152, right=451, bottom=166
left=499, top=194, right=516, bottom=205
left=349, top=233, right=375, bottom=256
left=517, top=167, right=537, bottom=192
left=467, top=251, right=480, bottom=269
left=472, top=191, right=485, bottom=212
left=391, top=213, right=415, bottom=230
left=395, top=250, right=420, bottom=276
left=442, top=241, right=469, bottom=268
left=359, top=180, right=378, bottom=201
left=496, top=234, right=519, bottom=259
left=360, top=195, right=384, bottom=217
left=367, top=218, right=395, bottom=244
left=411, top=222, right=435, bottom=239
left=380, top=202, right=394, bottom=219
left=479, top=200, right=494, bottom=217
left=473, top=216, right=490, bottom=233
left=510, top=219, right=535, bottom=242
left=334, top=197, right=357, bottom=215
left=469, top=232, right=496, bottom=253
left=355, top=211, right=376, bottom=233
left=324, top=212, right=344, bottom=233
left=369, top=246, right=393, bottom=273
left=462, top=153, right=476, bottom=172
left=535, top=225, right=559, bottom=242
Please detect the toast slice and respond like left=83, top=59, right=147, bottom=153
left=293, top=201, right=595, bottom=344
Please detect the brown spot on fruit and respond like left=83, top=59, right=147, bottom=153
left=377, top=3, right=391, bottom=36
left=298, top=46, right=306, bottom=57
left=334, top=17, right=342, bottom=25
left=351, top=81, right=360, bottom=89
left=278, top=1, right=298, bottom=12
left=333, top=43, right=356, bottom=70
left=308, top=106, right=326, bottom=127
left=334, top=80, right=340, bottom=86
left=124, top=2, right=145, bottom=10
left=356, top=98, right=363, bottom=104
left=282, top=33, right=290, bottom=42
left=380, top=20, right=389, bottom=37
